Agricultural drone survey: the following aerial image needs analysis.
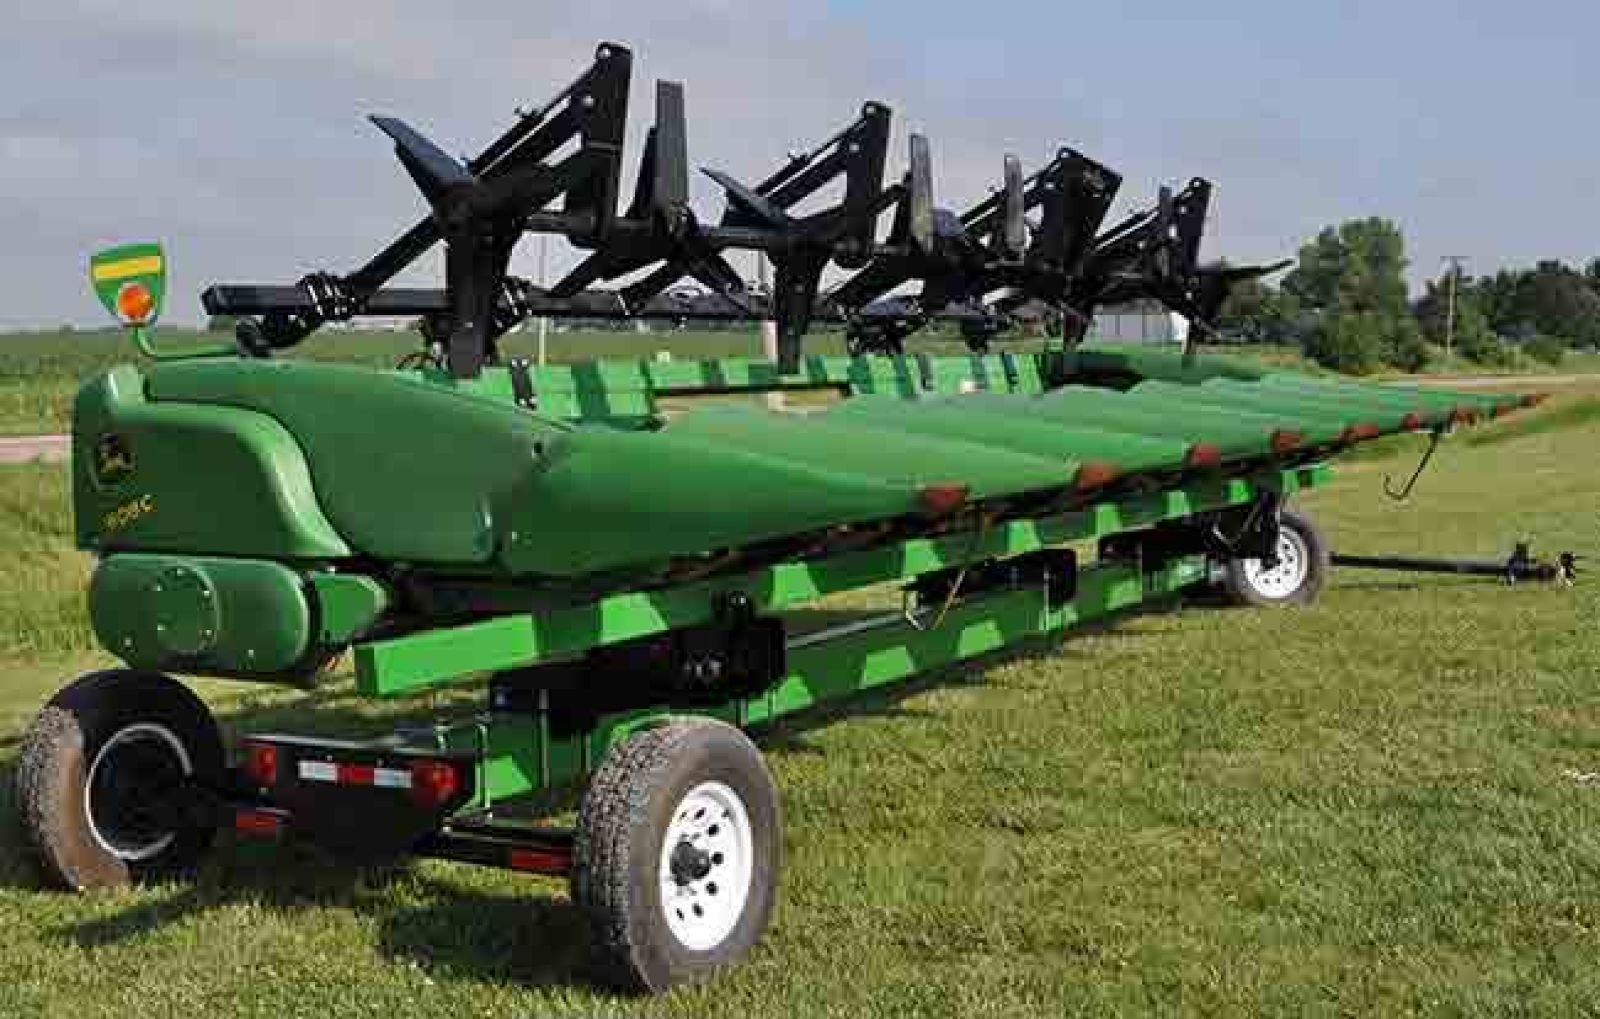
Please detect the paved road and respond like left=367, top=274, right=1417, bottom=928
left=0, top=434, right=69, bottom=465
left=1406, top=374, right=1596, bottom=389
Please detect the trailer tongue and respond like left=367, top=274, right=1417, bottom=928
left=18, top=42, right=1534, bottom=994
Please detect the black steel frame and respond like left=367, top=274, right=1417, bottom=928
left=203, top=42, right=1287, bottom=376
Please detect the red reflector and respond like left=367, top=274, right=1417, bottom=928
left=243, top=742, right=278, bottom=787
left=509, top=848, right=572, bottom=874
left=234, top=808, right=284, bottom=837
left=1401, top=412, right=1424, bottom=430
left=410, top=760, right=461, bottom=808
left=337, top=763, right=376, bottom=786
left=1185, top=443, right=1223, bottom=469
left=1345, top=423, right=1381, bottom=441
left=918, top=483, right=970, bottom=518
left=116, top=281, right=155, bottom=324
left=1072, top=461, right=1121, bottom=492
left=1270, top=430, right=1303, bottom=456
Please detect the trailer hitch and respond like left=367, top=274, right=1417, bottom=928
left=1332, top=543, right=1580, bottom=587
left=1383, top=426, right=1446, bottom=502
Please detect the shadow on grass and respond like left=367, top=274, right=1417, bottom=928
left=54, top=855, right=595, bottom=989
left=1, top=594, right=1195, bottom=991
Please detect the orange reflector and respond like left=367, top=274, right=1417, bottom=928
left=234, top=808, right=284, bottom=838
left=242, top=741, right=278, bottom=787
left=1522, top=393, right=1548, bottom=407
left=1450, top=407, right=1479, bottom=425
left=1072, top=461, right=1121, bottom=492
left=115, top=281, right=155, bottom=324
left=509, top=848, right=572, bottom=874
left=918, top=483, right=970, bottom=518
left=1185, top=443, right=1223, bottom=469
left=1270, top=430, right=1303, bottom=456
left=410, top=760, right=462, bottom=808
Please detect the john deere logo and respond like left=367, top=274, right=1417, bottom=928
left=93, top=433, right=135, bottom=487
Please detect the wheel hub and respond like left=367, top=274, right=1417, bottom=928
left=84, top=723, right=193, bottom=862
left=1242, top=528, right=1310, bottom=600
left=669, top=839, right=714, bottom=885
left=658, top=780, right=755, bottom=952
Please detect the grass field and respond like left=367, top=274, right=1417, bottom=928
left=0, top=380, right=1596, bottom=1016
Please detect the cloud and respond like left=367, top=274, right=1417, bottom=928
left=3, top=1, right=940, bottom=327
left=10, top=0, right=1566, bottom=329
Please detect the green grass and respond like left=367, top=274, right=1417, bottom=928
left=0, top=389, right=1598, bottom=1015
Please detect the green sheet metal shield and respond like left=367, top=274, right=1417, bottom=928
left=90, top=243, right=167, bottom=326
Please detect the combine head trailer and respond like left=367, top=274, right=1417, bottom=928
left=17, top=44, right=1536, bottom=993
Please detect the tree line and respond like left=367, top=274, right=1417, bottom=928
left=1215, top=217, right=1598, bottom=372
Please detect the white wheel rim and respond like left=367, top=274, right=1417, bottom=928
left=659, top=780, right=754, bottom=952
left=84, top=722, right=193, bottom=862
left=1241, top=527, right=1311, bottom=600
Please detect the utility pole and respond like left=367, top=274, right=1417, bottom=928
left=1440, top=255, right=1469, bottom=362
left=757, top=253, right=782, bottom=408
left=536, top=234, right=550, bottom=366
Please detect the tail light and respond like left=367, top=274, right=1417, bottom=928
left=234, top=808, right=285, bottom=837
left=242, top=741, right=279, bottom=787
left=410, top=759, right=463, bottom=808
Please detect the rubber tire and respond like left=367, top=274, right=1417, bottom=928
left=14, top=670, right=224, bottom=890
left=572, top=718, right=781, bottom=993
left=1222, top=508, right=1330, bottom=608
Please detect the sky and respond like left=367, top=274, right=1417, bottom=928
left=3, top=0, right=1597, bottom=329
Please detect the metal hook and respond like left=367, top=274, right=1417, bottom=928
left=1383, top=427, right=1445, bottom=502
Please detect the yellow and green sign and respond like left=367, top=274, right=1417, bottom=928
left=90, top=242, right=166, bottom=327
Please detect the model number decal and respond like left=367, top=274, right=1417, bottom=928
left=103, top=494, right=155, bottom=533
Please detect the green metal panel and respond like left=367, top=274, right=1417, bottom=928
left=308, top=573, right=391, bottom=645
left=1256, top=374, right=1462, bottom=422
left=147, top=359, right=567, bottom=565
left=1132, top=380, right=1405, bottom=436
left=1193, top=379, right=1418, bottom=432
left=1003, top=352, right=1048, bottom=394
left=72, top=366, right=349, bottom=558
left=1246, top=374, right=1454, bottom=429
left=660, top=405, right=1078, bottom=498
left=449, top=553, right=1211, bottom=808
left=959, top=388, right=1319, bottom=458
left=1068, top=343, right=1268, bottom=384
left=1375, top=383, right=1526, bottom=416
left=357, top=467, right=1325, bottom=697
left=425, top=353, right=1057, bottom=421
left=90, top=554, right=312, bottom=675
left=1259, top=373, right=1517, bottom=420
left=494, top=422, right=928, bottom=577
left=826, top=394, right=1201, bottom=474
